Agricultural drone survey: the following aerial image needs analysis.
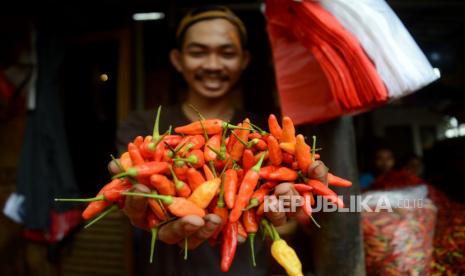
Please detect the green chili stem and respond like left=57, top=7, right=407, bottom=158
left=149, top=227, right=159, bottom=264
left=152, top=106, right=162, bottom=141
left=249, top=233, right=256, bottom=267
left=209, top=160, right=217, bottom=178
left=84, top=205, right=118, bottom=229
left=122, top=192, right=173, bottom=205
left=310, top=215, right=321, bottom=228
left=312, top=135, right=316, bottom=162
left=251, top=151, right=267, bottom=172
left=55, top=196, right=104, bottom=203
left=184, top=237, right=189, bottom=260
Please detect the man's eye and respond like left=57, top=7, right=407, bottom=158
left=189, top=51, right=206, bottom=57
left=222, top=52, right=237, bottom=59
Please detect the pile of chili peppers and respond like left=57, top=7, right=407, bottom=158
left=56, top=107, right=353, bottom=275
left=362, top=196, right=437, bottom=275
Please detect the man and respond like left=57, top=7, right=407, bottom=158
left=112, top=5, right=328, bottom=275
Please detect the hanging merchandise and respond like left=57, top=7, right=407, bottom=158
left=265, top=0, right=438, bottom=125
left=319, top=0, right=439, bottom=99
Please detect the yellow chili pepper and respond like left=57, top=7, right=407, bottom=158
left=262, top=219, right=303, bottom=276
left=188, top=178, right=221, bottom=209
left=271, top=239, right=303, bottom=276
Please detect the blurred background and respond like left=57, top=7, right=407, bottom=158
left=1, top=0, right=464, bottom=275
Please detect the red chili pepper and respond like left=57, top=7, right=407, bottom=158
left=224, top=168, right=238, bottom=209
left=244, top=184, right=272, bottom=210
left=227, top=127, right=240, bottom=153
left=162, top=135, right=182, bottom=147
left=139, top=136, right=155, bottom=159
left=221, top=221, right=238, bottom=272
left=149, top=174, right=176, bottom=196
left=154, top=142, right=165, bottom=162
left=254, top=139, right=267, bottom=151
left=128, top=142, right=145, bottom=166
left=248, top=132, right=262, bottom=140
left=175, top=119, right=224, bottom=135
left=237, top=220, right=247, bottom=240
left=230, top=152, right=266, bottom=222
left=259, top=165, right=277, bottom=179
left=173, top=163, right=188, bottom=181
left=179, top=135, right=206, bottom=156
left=268, top=114, right=282, bottom=140
left=204, top=134, right=221, bottom=162
left=242, top=149, right=255, bottom=172
left=328, top=173, right=352, bottom=187
left=146, top=209, right=161, bottom=229
left=242, top=209, right=258, bottom=267
left=282, top=152, right=294, bottom=165
left=186, top=167, right=206, bottom=191
left=133, top=135, right=144, bottom=147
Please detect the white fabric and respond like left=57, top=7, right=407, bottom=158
left=3, top=192, right=25, bottom=223
left=318, top=0, right=439, bottom=98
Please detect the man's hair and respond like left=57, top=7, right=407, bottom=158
left=176, top=5, right=248, bottom=50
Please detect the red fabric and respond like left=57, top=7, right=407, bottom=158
left=265, top=0, right=388, bottom=125
left=22, top=209, right=82, bottom=243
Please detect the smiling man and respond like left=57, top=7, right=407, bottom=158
left=115, top=5, right=329, bottom=276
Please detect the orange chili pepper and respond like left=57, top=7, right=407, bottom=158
left=328, top=173, right=352, bottom=187
left=279, top=142, right=295, bottom=155
left=203, top=164, right=215, bottom=181
left=230, top=119, right=251, bottom=161
left=123, top=192, right=205, bottom=217
left=120, top=152, right=133, bottom=171
left=149, top=174, right=176, bottom=196
left=186, top=167, right=206, bottom=191
left=280, top=116, right=296, bottom=144
left=114, top=161, right=169, bottom=179
left=148, top=196, right=169, bottom=221
left=267, top=135, right=282, bottom=166
left=295, top=134, right=312, bottom=173
left=169, top=166, right=191, bottom=198
left=268, top=114, right=283, bottom=140
left=175, top=119, right=224, bottom=135
left=230, top=152, right=266, bottom=222
left=139, top=135, right=155, bottom=159
left=224, top=168, right=238, bottom=209
left=188, top=178, right=221, bottom=209
left=128, top=142, right=145, bottom=165
left=306, top=179, right=344, bottom=208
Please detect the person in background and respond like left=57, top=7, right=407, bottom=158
left=110, top=5, right=329, bottom=275
left=401, top=154, right=424, bottom=178
left=359, top=146, right=396, bottom=190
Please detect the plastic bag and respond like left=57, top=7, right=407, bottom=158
left=319, top=0, right=439, bottom=99
left=361, top=185, right=436, bottom=275
left=265, top=0, right=388, bottom=125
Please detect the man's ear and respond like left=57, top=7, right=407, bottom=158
left=241, top=50, right=251, bottom=70
left=170, top=49, right=183, bottom=72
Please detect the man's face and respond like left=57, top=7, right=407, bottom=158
left=374, top=149, right=395, bottom=174
left=171, top=18, right=249, bottom=99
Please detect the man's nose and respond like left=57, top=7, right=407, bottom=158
left=204, top=53, right=222, bottom=70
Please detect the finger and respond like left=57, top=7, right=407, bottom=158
left=274, top=183, right=302, bottom=217
left=237, top=234, right=246, bottom=244
left=108, top=160, right=122, bottom=175
left=265, top=195, right=287, bottom=226
left=123, top=184, right=151, bottom=229
left=159, top=215, right=204, bottom=245
left=185, top=214, right=222, bottom=249
left=308, top=160, right=329, bottom=185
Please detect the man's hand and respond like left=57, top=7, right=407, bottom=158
left=265, top=160, right=328, bottom=227
left=109, top=160, right=223, bottom=250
